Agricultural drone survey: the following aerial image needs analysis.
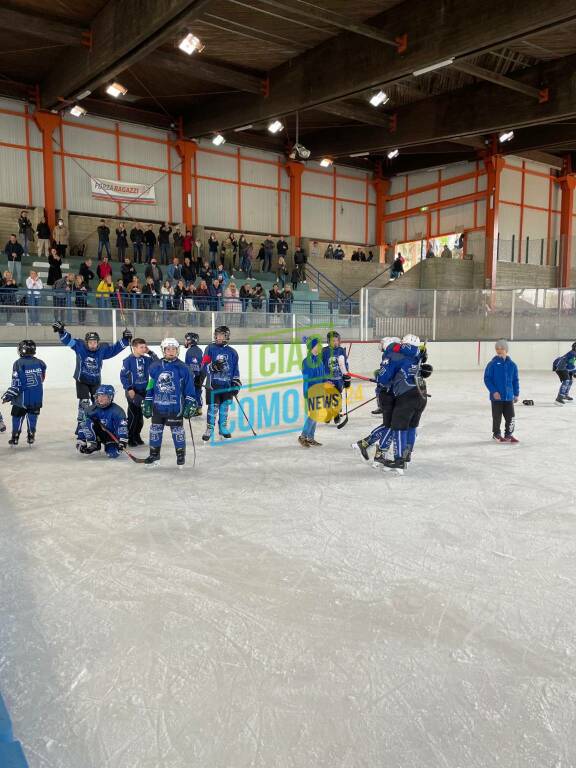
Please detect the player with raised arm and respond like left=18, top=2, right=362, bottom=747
left=142, top=338, right=195, bottom=467
left=200, top=326, right=241, bottom=441
left=120, top=337, right=158, bottom=446
left=1, top=340, right=46, bottom=446
left=321, top=331, right=350, bottom=424
left=76, top=385, right=128, bottom=458
left=552, top=342, right=576, bottom=405
left=184, top=332, right=203, bottom=416
left=52, top=320, right=132, bottom=435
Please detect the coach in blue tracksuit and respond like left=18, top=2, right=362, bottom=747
left=120, top=337, right=158, bottom=446
left=484, top=339, right=520, bottom=442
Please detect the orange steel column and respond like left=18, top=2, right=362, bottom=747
left=34, top=111, right=61, bottom=230
left=559, top=174, right=576, bottom=288
left=175, top=139, right=197, bottom=230
left=372, top=177, right=390, bottom=247
left=483, top=155, right=505, bottom=289
left=286, top=161, right=305, bottom=243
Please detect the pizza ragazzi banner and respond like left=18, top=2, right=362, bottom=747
left=91, top=177, right=156, bottom=204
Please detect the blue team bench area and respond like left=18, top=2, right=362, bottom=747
left=0, top=692, right=29, bottom=768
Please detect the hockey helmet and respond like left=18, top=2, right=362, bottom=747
left=85, top=331, right=100, bottom=344
left=18, top=339, right=36, bottom=357
left=379, top=336, right=400, bottom=351
left=95, top=384, right=115, bottom=407
left=214, top=325, right=230, bottom=344
left=184, top=332, right=199, bottom=347
left=402, top=333, right=421, bottom=347
left=161, top=337, right=180, bottom=352
left=326, top=330, right=341, bottom=344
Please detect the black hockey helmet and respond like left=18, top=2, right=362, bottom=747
left=18, top=339, right=36, bottom=357
left=326, top=330, right=341, bottom=344
left=185, top=332, right=200, bottom=347
left=572, top=341, right=576, bottom=352
left=85, top=331, right=100, bottom=344
left=214, top=325, right=230, bottom=344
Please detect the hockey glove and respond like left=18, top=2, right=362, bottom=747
left=182, top=400, right=196, bottom=419
left=343, top=374, right=351, bottom=389
left=230, top=377, right=242, bottom=398
left=1, top=386, right=19, bottom=403
left=420, top=363, right=433, bottom=379
left=122, top=328, right=133, bottom=342
left=142, top=400, right=153, bottom=419
left=212, top=359, right=225, bottom=373
left=52, top=320, right=65, bottom=334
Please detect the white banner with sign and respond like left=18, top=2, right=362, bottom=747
left=90, top=177, right=156, bottom=204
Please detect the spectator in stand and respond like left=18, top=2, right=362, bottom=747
left=208, top=232, right=219, bottom=269
left=161, top=280, right=174, bottom=310
left=224, top=282, right=241, bottom=314
left=173, top=227, right=184, bottom=260
left=130, top=222, right=144, bottom=263
left=121, top=255, right=136, bottom=287
left=251, top=283, right=264, bottom=311
left=456, top=233, right=464, bottom=253
left=96, top=273, right=114, bottom=323
left=181, top=256, right=195, bottom=286
left=441, top=244, right=452, bottom=259
left=360, top=250, right=367, bottom=262
left=390, top=253, right=405, bottom=280
left=182, top=281, right=195, bottom=311
left=158, top=222, right=172, bottom=264
left=97, top=254, right=112, bottom=282
left=26, top=269, right=43, bottom=325
left=219, top=237, right=233, bottom=275
left=263, top=235, right=274, bottom=273
left=197, top=260, right=210, bottom=283
left=144, top=225, right=156, bottom=263
left=113, top=280, right=127, bottom=308
left=172, top=279, right=186, bottom=311
left=333, top=243, right=345, bottom=260
left=229, top=232, right=239, bottom=271
left=324, top=243, right=334, bottom=259
left=79, top=257, right=95, bottom=291
left=367, top=250, right=374, bottom=262
left=168, top=257, right=182, bottom=286
left=351, top=249, right=360, bottom=262
left=182, top=229, right=193, bottom=261
left=294, top=246, right=307, bottom=283
left=127, top=276, right=142, bottom=309
left=116, top=223, right=129, bottom=261
left=18, top=210, right=33, bottom=256
left=291, top=265, right=299, bottom=291
left=36, top=216, right=51, bottom=258
left=52, top=273, right=72, bottom=324
left=256, top=242, right=265, bottom=271
left=192, top=236, right=203, bottom=269
left=5, top=234, right=24, bottom=285
left=241, top=240, right=253, bottom=278
left=1, top=271, right=18, bottom=325
left=239, top=283, right=252, bottom=312
left=193, top=279, right=210, bottom=311
left=47, top=247, right=63, bottom=286
left=282, top=285, right=293, bottom=313
left=268, top=283, right=283, bottom=314
left=209, top=278, right=223, bottom=311
left=145, top=258, right=163, bottom=293
left=74, top=275, right=88, bottom=325
left=142, top=276, right=159, bottom=309
left=425, top=245, right=435, bottom=259
left=97, top=219, right=111, bottom=260
left=52, top=217, right=69, bottom=258
left=277, top=235, right=288, bottom=262
left=216, top=263, right=229, bottom=289
left=277, top=255, right=288, bottom=288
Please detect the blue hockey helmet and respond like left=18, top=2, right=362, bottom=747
left=95, top=384, right=115, bottom=407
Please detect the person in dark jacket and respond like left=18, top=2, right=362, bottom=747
left=158, top=222, right=172, bottom=264
left=52, top=273, right=71, bottom=323
left=277, top=235, right=288, bottom=261
left=552, top=343, right=576, bottom=405
left=130, top=223, right=144, bottom=263
left=116, top=224, right=129, bottom=261
left=391, top=254, right=404, bottom=280
left=263, top=236, right=274, bottom=273
left=208, top=232, right=219, bottom=269
left=36, top=217, right=51, bottom=258
left=120, top=256, right=136, bottom=287
left=144, top=225, right=156, bottom=263
left=282, top=286, right=293, bottom=313
left=79, top=258, right=95, bottom=291
left=97, top=219, right=111, bottom=260
left=193, top=280, right=210, bottom=311
left=268, top=284, right=283, bottom=313
left=17, top=210, right=33, bottom=256
left=209, top=278, right=223, bottom=311
left=0, top=271, right=18, bottom=325
left=144, top=259, right=163, bottom=293
left=251, top=283, right=264, bottom=311
left=5, top=235, right=24, bottom=286
left=483, top=339, right=520, bottom=443
left=181, top=256, right=195, bottom=285
left=294, top=247, right=307, bottom=283
left=333, top=244, right=345, bottom=260
left=74, top=275, right=88, bottom=324
left=172, top=227, right=183, bottom=260
left=47, top=247, right=63, bottom=286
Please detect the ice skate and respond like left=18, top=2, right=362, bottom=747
left=27, top=431, right=35, bottom=445
left=492, top=434, right=506, bottom=442
left=144, top=447, right=161, bottom=466
left=8, top=431, right=20, bottom=446
left=202, top=425, right=213, bottom=442
left=371, top=448, right=388, bottom=470
left=352, top=439, right=370, bottom=462
left=503, top=435, right=520, bottom=444
left=384, top=457, right=406, bottom=475
left=307, top=438, right=322, bottom=447
left=176, top=448, right=186, bottom=468
left=298, top=435, right=310, bottom=448
left=555, top=396, right=565, bottom=406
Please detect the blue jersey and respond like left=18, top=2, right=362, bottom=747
left=201, top=344, right=240, bottom=390
left=185, top=345, right=204, bottom=379
left=301, top=353, right=328, bottom=398
left=145, top=358, right=195, bottom=416
left=553, top=350, right=576, bottom=373
left=10, top=355, right=47, bottom=409
left=376, top=343, right=421, bottom=397
left=484, top=356, right=520, bottom=401
left=59, top=330, right=128, bottom=385
left=322, top=344, right=349, bottom=383
left=81, top=402, right=128, bottom=443
left=375, top=344, right=403, bottom=394
left=120, top=352, right=158, bottom=392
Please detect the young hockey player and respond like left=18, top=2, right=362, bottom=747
left=200, top=326, right=241, bottom=441
left=184, top=332, right=203, bottom=416
left=484, top=339, right=520, bottom=443
left=321, top=330, right=350, bottom=424
left=1, top=340, right=46, bottom=445
left=76, top=385, right=128, bottom=458
left=52, top=320, right=132, bottom=434
left=552, top=342, right=576, bottom=405
left=120, top=337, right=158, bottom=446
left=299, top=335, right=328, bottom=448
left=142, top=338, right=196, bottom=466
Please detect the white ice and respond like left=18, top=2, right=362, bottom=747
left=1, top=371, right=576, bottom=768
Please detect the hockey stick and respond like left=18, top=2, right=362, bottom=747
left=336, top=395, right=378, bottom=429
left=349, top=372, right=377, bottom=383
left=92, top=420, right=148, bottom=463
left=116, top=290, right=129, bottom=332
left=337, top=387, right=349, bottom=428
left=234, top=394, right=257, bottom=436
left=187, top=417, right=197, bottom=469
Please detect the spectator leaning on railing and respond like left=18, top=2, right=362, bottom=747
left=26, top=270, right=43, bottom=325
left=79, top=257, right=95, bottom=290
left=121, top=255, right=136, bottom=286
left=5, top=234, right=23, bottom=286
left=52, top=273, right=72, bottom=324
left=74, top=275, right=88, bottom=325
left=0, top=271, right=18, bottom=326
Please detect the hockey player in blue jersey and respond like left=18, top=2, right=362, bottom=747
left=299, top=335, right=329, bottom=447
left=120, top=337, right=158, bottom=446
left=52, top=320, right=132, bottom=434
left=321, top=331, right=350, bottom=424
left=552, top=342, right=576, bottom=405
left=142, top=338, right=196, bottom=466
left=1, top=340, right=47, bottom=446
left=76, top=385, right=128, bottom=458
left=184, top=331, right=203, bottom=416
left=200, top=325, right=241, bottom=441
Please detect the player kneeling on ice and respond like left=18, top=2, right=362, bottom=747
left=552, top=342, right=576, bottom=405
left=76, top=385, right=128, bottom=458
left=483, top=339, right=520, bottom=443
left=1, top=340, right=46, bottom=446
left=321, top=330, right=350, bottom=424
left=184, top=332, right=204, bottom=416
left=299, top=336, right=329, bottom=448
left=200, top=326, right=241, bottom=441
left=142, top=338, right=196, bottom=466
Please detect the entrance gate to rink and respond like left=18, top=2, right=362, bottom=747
left=359, top=286, right=576, bottom=341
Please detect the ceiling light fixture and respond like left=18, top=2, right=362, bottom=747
left=320, top=158, right=333, bottom=167
left=106, top=82, right=128, bottom=98
left=69, top=105, right=87, bottom=118
left=413, top=58, right=454, bottom=77
left=75, top=89, right=91, bottom=101
left=268, top=119, right=284, bottom=134
left=234, top=124, right=254, bottom=132
left=369, top=90, right=389, bottom=107
left=499, top=130, right=515, bottom=143
left=178, top=33, right=205, bottom=55
left=212, top=133, right=226, bottom=146
left=387, top=148, right=399, bottom=159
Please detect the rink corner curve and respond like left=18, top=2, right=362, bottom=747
left=0, top=692, right=29, bottom=768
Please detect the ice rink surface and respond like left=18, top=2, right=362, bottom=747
left=1, top=371, right=576, bottom=768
